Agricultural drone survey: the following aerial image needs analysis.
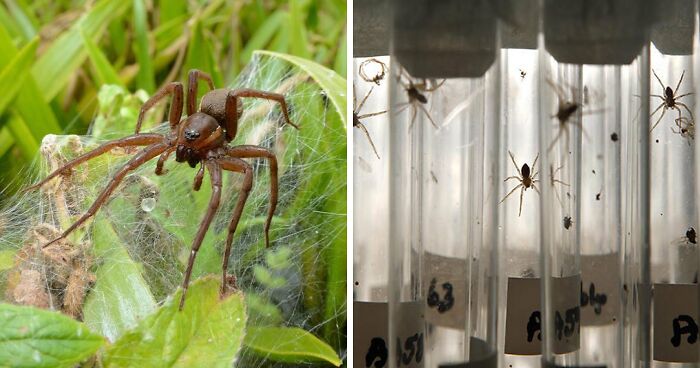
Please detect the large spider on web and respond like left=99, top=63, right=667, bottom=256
left=24, top=69, right=299, bottom=310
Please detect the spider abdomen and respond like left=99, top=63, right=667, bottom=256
left=201, top=88, right=243, bottom=129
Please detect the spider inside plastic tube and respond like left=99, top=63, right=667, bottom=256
left=24, top=69, right=299, bottom=310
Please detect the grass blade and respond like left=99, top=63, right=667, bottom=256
left=0, top=38, right=38, bottom=114
left=132, top=0, right=155, bottom=92
left=81, top=28, right=123, bottom=86
left=31, top=0, right=131, bottom=101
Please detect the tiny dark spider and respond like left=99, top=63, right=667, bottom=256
left=25, top=69, right=298, bottom=310
left=650, top=69, right=694, bottom=133
left=686, top=227, right=697, bottom=245
left=500, top=150, right=540, bottom=217
left=353, top=83, right=386, bottom=159
left=395, top=68, right=444, bottom=130
left=563, top=216, right=573, bottom=230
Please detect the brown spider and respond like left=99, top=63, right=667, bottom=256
left=650, top=69, right=694, bottom=133
left=500, top=150, right=540, bottom=217
left=546, top=78, right=589, bottom=153
left=353, top=84, right=386, bottom=159
left=24, top=69, right=298, bottom=310
left=672, top=116, right=695, bottom=141
left=395, top=68, right=443, bottom=130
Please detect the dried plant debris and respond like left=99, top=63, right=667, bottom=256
left=6, top=224, right=95, bottom=319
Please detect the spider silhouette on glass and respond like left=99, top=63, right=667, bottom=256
left=395, top=68, right=444, bottom=130
left=500, top=150, right=540, bottom=217
left=650, top=69, right=694, bottom=133
left=25, top=69, right=298, bottom=310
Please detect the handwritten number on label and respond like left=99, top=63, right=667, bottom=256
left=427, top=278, right=455, bottom=313
left=526, top=307, right=580, bottom=343
left=670, top=315, right=699, bottom=347
left=395, top=333, right=424, bottom=366
left=527, top=311, right=542, bottom=342
left=580, top=282, right=607, bottom=315
left=365, top=337, right=388, bottom=367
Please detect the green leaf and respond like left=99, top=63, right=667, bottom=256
left=255, top=50, right=346, bottom=128
left=103, top=277, right=247, bottom=368
left=132, top=0, right=155, bottom=93
left=83, top=219, right=156, bottom=342
left=288, top=0, right=310, bottom=59
left=241, top=10, right=285, bottom=63
left=31, top=0, right=130, bottom=101
left=81, top=28, right=123, bottom=87
left=244, top=327, right=341, bottom=366
left=0, top=304, right=104, bottom=368
left=0, top=37, right=38, bottom=116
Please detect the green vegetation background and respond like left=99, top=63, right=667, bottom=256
left=0, top=0, right=346, bottom=196
left=0, top=0, right=346, bottom=366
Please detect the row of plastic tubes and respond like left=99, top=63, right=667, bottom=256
left=353, top=30, right=700, bottom=368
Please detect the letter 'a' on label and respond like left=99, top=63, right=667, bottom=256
left=354, top=301, right=426, bottom=368
left=653, top=283, right=699, bottom=363
left=504, top=276, right=580, bottom=355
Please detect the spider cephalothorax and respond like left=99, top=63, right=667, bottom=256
left=25, top=69, right=298, bottom=310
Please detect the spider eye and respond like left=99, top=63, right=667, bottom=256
left=184, top=130, right=200, bottom=141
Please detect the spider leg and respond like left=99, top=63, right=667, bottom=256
left=357, top=85, right=375, bottom=112
left=155, top=147, right=175, bottom=175
left=674, top=70, right=686, bottom=95
left=500, top=183, right=522, bottom=205
left=193, top=163, right=206, bottom=191
left=357, top=110, right=388, bottom=120
left=408, top=105, right=418, bottom=130
left=676, top=102, right=694, bottom=120
left=217, top=157, right=253, bottom=297
left=532, top=183, right=541, bottom=196
left=507, top=150, right=521, bottom=174
left=547, top=124, right=567, bottom=153
left=652, top=69, right=666, bottom=91
left=187, top=69, right=215, bottom=116
left=504, top=176, right=521, bottom=182
left=424, top=79, right=446, bottom=92
left=417, top=103, right=438, bottom=129
left=650, top=106, right=667, bottom=133
left=532, top=153, right=540, bottom=171
left=545, top=78, right=567, bottom=103
left=224, top=88, right=299, bottom=142
left=43, top=143, right=169, bottom=248
left=135, top=83, right=184, bottom=134
left=24, top=134, right=164, bottom=192
left=393, top=103, right=409, bottom=117
left=226, top=146, right=277, bottom=248
left=355, top=122, right=381, bottom=159
left=179, top=161, right=223, bottom=309
left=518, top=186, right=525, bottom=217
left=675, top=93, right=694, bottom=100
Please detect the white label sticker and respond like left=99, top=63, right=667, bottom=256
left=505, top=276, right=580, bottom=355
left=354, top=301, right=425, bottom=367
left=653, top=283, right=699, bottom=363
left=422, top=251, right=466, bottom=329
left=581, top=253, right=619, bottom=326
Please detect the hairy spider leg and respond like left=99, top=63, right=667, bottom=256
left=227, top=146, right=278, bottom=248
left=674, top=70, right=686, bottom=95
left=218, top=157, right=254, bottom=297
left=224, top=89, right=299, bottom=142
left=179, top=161, right=223, bottom=310
left=135, top=83, right=184, bottom=134
left=187, top=69, right=215, bottom=116
left=24, top=134, right=164, bottom=192
left=43, top=143, right=169, bottom=248
left=356, top=85, right=374, bottom=112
